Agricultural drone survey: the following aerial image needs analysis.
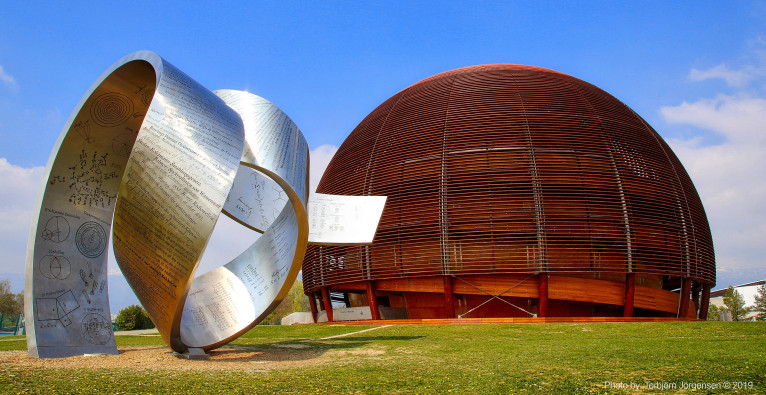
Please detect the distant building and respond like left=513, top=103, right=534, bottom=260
left=710, top=280, right=765, bottom=320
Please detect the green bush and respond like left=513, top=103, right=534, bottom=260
left=116, top=305, right=154, bottom=331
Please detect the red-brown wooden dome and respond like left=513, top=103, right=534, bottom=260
left=303, top=65, right=715, bottom=321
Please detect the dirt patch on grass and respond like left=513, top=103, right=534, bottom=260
left=0, top=344, right=382, bottom=372
left=332, top=345, right=386, bottom=356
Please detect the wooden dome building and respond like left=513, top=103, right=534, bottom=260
left=302, top=65, right=715, bottom=322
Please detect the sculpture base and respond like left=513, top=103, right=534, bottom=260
left=168, top=347, right=209, bottom=360
left=31, top=345, right=119, bottom=359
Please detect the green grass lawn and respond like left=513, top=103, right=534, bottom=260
left=1, top=322, right=764, bottom=394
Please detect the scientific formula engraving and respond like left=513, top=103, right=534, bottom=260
left=75, top=222, right=107, bottom=258
left=35, top=291, right=79, bottom=328
left=90, top=92, right=134, bottom=127
left=41, top=216, right=70, bottom=243
left=112, top=133, right=136, bottom=157
left=81, top=313, right=112, bottom=345
left=38, top=255, right=71, bottom=280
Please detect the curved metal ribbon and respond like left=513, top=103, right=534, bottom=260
left=26, top=51, right=385, bottom=358
left=25, top=51, right=246, bottom=357
left=179, top=90, right=310, bottom=350
left=25, top=51, right=258, bottom=358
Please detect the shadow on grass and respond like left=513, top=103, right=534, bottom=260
left=210, top=340, right=375, bottom=362
left=210, top=335, right=426, bottom=363
left=109, top=334, right=424, bottom=364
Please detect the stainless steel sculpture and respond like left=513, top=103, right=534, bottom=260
left=25, top=51, right=386, bottom=358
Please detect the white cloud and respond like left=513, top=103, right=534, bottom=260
left=661, top=94, right=766, bottom=144
left=309, top=144, right=338, bottom=192
left=0, top=158, right=45, bottom=274
left=0, top=65, right=17, bottom=87
left=195, top=214, right=261, bottom=275
left=688, top=64, right=759, bottom=88
left=661, top=94, right=766, bottom=275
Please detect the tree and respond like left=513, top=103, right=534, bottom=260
left=261, top=280, right=310, bottom=325
left=289, top=280, right=310, bottom=313
left=706, top=304, right=721, bottom=321
left=0, top=279, right=23, bottom=317
left=12, top=292, right=23, bottom=316
left=116, top=305, right=154, bottom=331
left=753, top=284, right=766, bottom=321
left=723, top=286, right=751, bottom=321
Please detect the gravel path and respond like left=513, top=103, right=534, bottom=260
left=0, top=344, right=385, bottom=372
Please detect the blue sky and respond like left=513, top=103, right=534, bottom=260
left=0, top=1, right=761, bottom=163
left=1, top=1, right=765, bottom=307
